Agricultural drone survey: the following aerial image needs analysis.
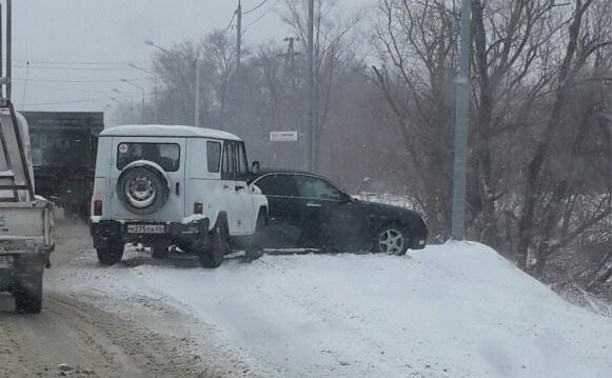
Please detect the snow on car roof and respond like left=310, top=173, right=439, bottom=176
left=100, top=124, right=242, bottom=141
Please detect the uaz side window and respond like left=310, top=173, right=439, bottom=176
left=221, top=141, right=236, bottom=180
left=207, top=141, right=221, bottom=173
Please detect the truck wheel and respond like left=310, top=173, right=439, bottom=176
left=96, top=238, right=124, bottom=265
left=13, top=255, right=44, bottom=314
left=199, top=222, right=229, bottom=268
left=15, top=276, right=43, bottom=314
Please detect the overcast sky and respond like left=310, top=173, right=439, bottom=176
left=8, top=0, right=373, bottom=116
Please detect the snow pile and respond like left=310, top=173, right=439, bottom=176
left=52, top=240, right=612, bottom=378
left=356, top=192, right=418, bottom=210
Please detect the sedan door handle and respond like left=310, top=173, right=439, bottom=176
left=306, top=202, right=322, bottom=208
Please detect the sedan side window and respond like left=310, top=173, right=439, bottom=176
left=255, top=174, right=298, bottom=197
left=293, top=176, right=345, bottom=201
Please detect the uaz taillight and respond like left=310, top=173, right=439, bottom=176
left=194, top=202, right=203, bottom=214
left=93, top=200, right=103, bottom=216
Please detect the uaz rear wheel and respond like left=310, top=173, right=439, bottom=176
left=96, top=238, right=124, bottom=265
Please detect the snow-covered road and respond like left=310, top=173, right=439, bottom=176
left=45, top=223, right=612, bottom=378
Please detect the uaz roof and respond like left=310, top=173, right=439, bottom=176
left=100, top=124, right=241, bottom=141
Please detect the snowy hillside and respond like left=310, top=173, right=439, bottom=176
left=50, top=239, right=612, bottom=378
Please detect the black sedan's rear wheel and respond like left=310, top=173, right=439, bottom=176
left=376, top=223, right=409, bottom=256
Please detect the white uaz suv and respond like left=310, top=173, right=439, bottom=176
left=89, top=125, right=268, bottom=268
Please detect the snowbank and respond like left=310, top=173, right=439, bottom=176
left=52, top=239, right=612, bottom=378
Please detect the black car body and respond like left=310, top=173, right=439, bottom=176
left=250, top=170, right=427, bottom=255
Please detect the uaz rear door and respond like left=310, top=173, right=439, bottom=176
left=109, top=137, right=185, bottom=222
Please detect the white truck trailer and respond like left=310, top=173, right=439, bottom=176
left=0, top=101, right=55, bottom=313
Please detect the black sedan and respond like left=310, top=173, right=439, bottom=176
left=250, top=170, right=427, bottom=255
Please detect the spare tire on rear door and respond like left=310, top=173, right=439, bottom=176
left=116, top=161, right=169, bottom=215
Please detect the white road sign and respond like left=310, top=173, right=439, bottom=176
left=270, top=131, right=298, bottom=142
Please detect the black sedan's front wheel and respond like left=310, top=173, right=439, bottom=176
left=375, top=224, right=409, bottom=256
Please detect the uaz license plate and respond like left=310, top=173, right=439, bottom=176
left=126, top=224, right=165, bottom=234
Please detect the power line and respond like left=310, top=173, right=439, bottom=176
left=12, top=64, right=137, bottom=72
left=221, top=8, right=237, bottom=39
left=12, top=77, right=152, bottom=83
left=243, top=0, right=269, bottom=15
left=12, top=59, right=148, bottom=66
left=26, top=95, right=131, bottom=107
left=243, top=0, right=281, bottom=30
left=26, top=83, right=124, bottom=95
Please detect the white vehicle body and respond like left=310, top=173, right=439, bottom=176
left=0, top=111, right=35, bottom=201
left=0, top=102, right=55, bottom=314
left=0, top=202, right=55, bottom=246
left=89, top=125, right=268, bottom=268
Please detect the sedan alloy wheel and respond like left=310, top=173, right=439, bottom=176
left=377, top=227, right=407, bottom=255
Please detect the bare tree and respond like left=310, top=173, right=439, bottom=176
left=373, top=0, right=611, bottom=293
left=151, top=41, right=198, bottom=125
left=282, top=0, right=365, bottom=171
left=197, top=30, right=236, bottom=129
left=373, top=0, right=458, bottom=238
left=515, top=0, right=612, bottom=272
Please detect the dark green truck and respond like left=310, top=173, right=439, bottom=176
left=22, top=111, right=104, bottom=219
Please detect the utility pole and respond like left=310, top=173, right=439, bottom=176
left=234, top=0, right=243, bottom=130
left=279, top=37, right=299, bottom=82
left=6, top=0, right=11, bottom=100
left=279, top=37, right=300, bottom=88
left=236, top=0, right=242, bottom=81
left=120, top=79, right=145, bottom=124
left=129, top=62, right=159, bottom=123
left=195, top=51, right=200, bottom=127
left=279, top=37, right=299, bottom=66
left=305, top=0, right=315, bottom=171
left=450, top=0, right=471, bottom=240
left=0, top=4, right=3, bottom=99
